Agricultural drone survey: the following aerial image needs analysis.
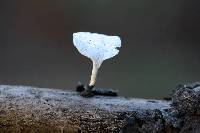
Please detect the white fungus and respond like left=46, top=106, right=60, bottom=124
left=73, top=32, right=121, bottom=86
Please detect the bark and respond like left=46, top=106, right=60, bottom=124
left=0, top=82, right=200, bottom=133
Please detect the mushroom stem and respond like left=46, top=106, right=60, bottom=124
left=89, top=62, right=99, bottom=87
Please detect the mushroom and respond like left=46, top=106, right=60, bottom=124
left=73, top=32, right=121, bottom=97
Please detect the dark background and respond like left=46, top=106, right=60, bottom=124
left=0, top=0, right=200, bottom=98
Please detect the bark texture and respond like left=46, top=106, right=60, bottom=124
left=0, top=82, right=200, bottom=133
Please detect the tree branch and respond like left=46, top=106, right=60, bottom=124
left=0, top=83, right=199, bottom=132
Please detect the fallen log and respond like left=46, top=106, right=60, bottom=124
left=0, top=82, right=200, bottom=133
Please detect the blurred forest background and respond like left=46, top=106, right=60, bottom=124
left=0, top=0, right=200, bottom=98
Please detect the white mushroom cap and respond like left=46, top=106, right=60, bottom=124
left=73, top=32, right=121, bottom=68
